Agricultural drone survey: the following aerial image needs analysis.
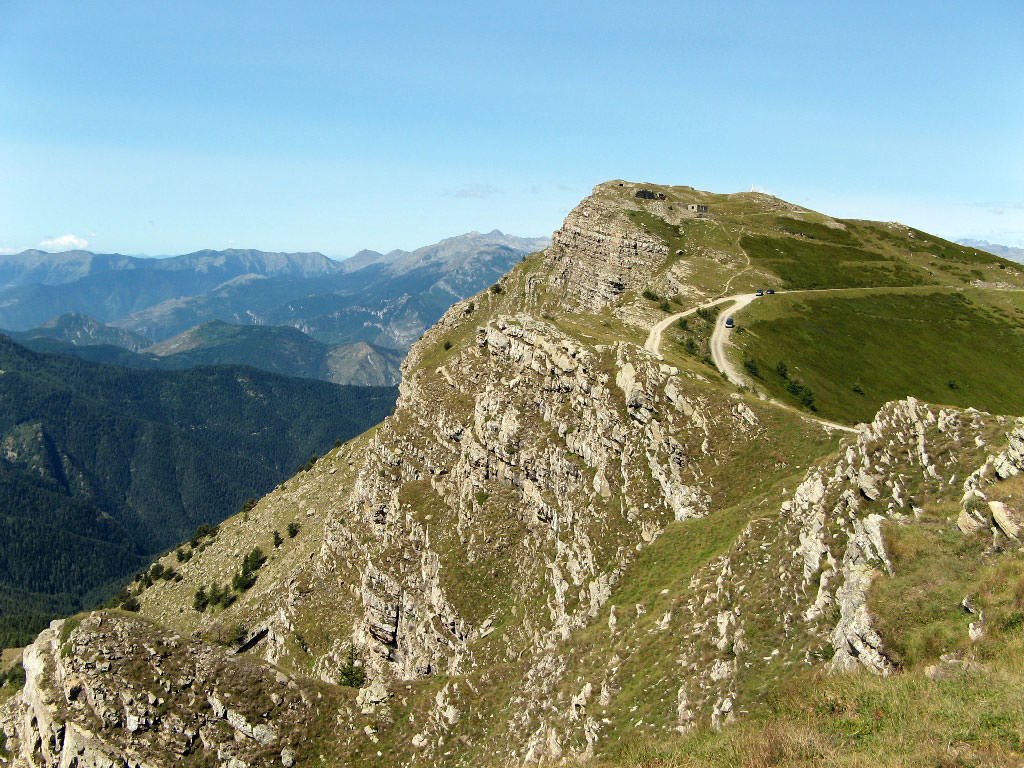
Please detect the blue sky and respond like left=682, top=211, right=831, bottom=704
left=1, top=0, right=1022, bottom=256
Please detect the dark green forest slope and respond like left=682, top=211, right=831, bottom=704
left=0, top=336, right=396, bottom=647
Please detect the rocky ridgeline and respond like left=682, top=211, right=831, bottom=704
left=465, top=399, right=1023, bottom=761
left=5, top=613, right=318, bottom=767
left=542, top=183, right=669, bottom=311
left=313, top=302, right=799, bottom=694
left=2, top=184, right=1023, bottom=766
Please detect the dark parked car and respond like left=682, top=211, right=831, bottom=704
left=725, top=317, right=735, bottom=329
left=766, top=289, right=775, bottom=295
left=755, top=289, right=764, bottom=297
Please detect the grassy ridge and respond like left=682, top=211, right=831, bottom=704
left=590, top=477, right=1024, bottom=768
left=593, top=659, right=1024, bottom=767
left=739, top=233, right=930, bottom=290
left=732, top=289, right=1024, bottom=423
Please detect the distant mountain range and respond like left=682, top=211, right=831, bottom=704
left=0, top=231, right=549, bottom=385
left=18, top=318, right=407, bottom=387
left=0, top=249, right=340, bottom=331
left=8, top=313, right=152, bottom=352
left=956, top=239, right=1024, bottom=264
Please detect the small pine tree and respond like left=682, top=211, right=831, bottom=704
left=208, top=582, right=231, bottom=607
left=193, top=587, right=208, bottom=612
left=287, top=521, right=300, bottom=538
left=232, top=569, right=256, bottom=592
left=337, top=644, right=366, bottom=688
left=121, top=596, right=141, bottom=612
left=226, top=623, right=247, bottom=646
left=273, top=530, right=283, bottom=548
left=243, top=547, right=266, bottom=572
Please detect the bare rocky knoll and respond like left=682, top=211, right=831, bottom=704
left=2, top=182, right=1023, bottom=767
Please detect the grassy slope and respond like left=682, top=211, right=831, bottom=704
left=592, top=473, right=1024, bottom=768
left=731, top=288, right=1024, bottom=423
left=619, top=188, right=1023, bottom=427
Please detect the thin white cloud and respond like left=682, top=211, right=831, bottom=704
left=39, top=233, right=89, bottom=251
left=0, top=246, right=19, bottom=254
left=443, top=183, right=502, bottom=200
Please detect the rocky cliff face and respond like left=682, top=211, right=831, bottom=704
left=5, top=614, right=322, bottom=768
left=3, top=182, right=1022, bottom=767
left=543, top=188, right=669, bottom=311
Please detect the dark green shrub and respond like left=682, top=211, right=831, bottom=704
left=231, top=547, right=268, bottom=593
left=207, top=582, right=234, bottom=608
left=190, top=523, right=218, bottom=548
left=243, top=547, right=266, bottom=572
left=226, top=623, right=247, bottom=646
left=0, top=661, right=25, bottom=691
left=232, top=570, right=256, bottom=592
left=121, top=596, right=140, bottom=612
left=337, top=644, right=366, bottom=688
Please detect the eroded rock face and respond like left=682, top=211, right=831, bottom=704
left=316, top=310, right=775, bottom=691
left=0, top=614, right=321, bottom=768
left=958, top=421, right=1024, bottom=538
left=543, top=190, right=668, bottom=312
left=493, top=399, right=1014, bottom=761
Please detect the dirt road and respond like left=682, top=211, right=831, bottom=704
left=646, top=291, right=858, bottom=434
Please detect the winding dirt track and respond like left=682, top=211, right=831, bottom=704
left=645, top=291, right=859, bottom=434
left=643, top=294, right=743, bottom=354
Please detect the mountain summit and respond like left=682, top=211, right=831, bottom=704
left=2, top=182, right=1023, bottom=767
